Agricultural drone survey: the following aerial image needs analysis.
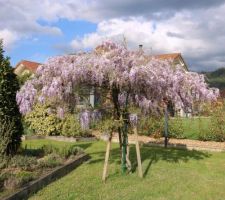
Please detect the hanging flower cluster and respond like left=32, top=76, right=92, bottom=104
left=79, top=110, right=91, bottom=130
left=129, top=113, right=138, bottom=127
left=16, top=41, right=219, bottom=116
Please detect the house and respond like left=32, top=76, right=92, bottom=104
left=153, top=53, right=188, bottom=71
left=14, top=60, right=42, bottom=76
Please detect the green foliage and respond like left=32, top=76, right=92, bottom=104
left=15, top=171, right=34, bottom=185
left=0, top=118, right=16, bottom=155
left=96, top=117, right=123, bottom=134
left=0, top=156, right=8, bottom=169
left=204, top=67, right=225, bottom=89
left=0, top=140, right=84, bottom=195
left=9, top=155, right=37, bottom=170
left=22, top=118, right=35, bottom=135
left=207, top=102, right=225, bottom=141
left=62, top=114, right=85, bottom=137
left=3, top=171, right=34, bottom=190
left=0, top=173, right=7, bottom=190
left=0, top=40, right=23, bottom=155
left=38, top=153, right=62, bottom=168
left=138, top=116, right=164, bottom=137
left=168, top=117, right=185, bottom=139
left=25, top=103, right=63, bottom=136
left=42, top=144, right=83, bottom=158
left=17, top=71, right=32, bottom=86
left=25, top=104, right=90, bottom=137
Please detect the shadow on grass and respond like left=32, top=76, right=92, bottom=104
left=86, top=142, right=211, bottom=178
left=139, top=146, right=211, bottom=177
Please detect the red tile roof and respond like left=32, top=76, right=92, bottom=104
left=153, top=53, right=181, bottom=60
left=15, top=60, right=42, bottom=73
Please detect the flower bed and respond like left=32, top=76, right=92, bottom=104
left=0, top=143, right=84, bottom=199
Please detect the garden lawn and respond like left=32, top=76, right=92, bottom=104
left=26, top=139, right=225, bottom=200
left=170, top=117, right=211, bottom=140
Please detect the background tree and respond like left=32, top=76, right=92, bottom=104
left=0, top=39, right=23, bottom=156
left=17, top=41, right=219, bottom=173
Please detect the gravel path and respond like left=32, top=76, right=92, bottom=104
left=93, top=131, right=225, bottom=152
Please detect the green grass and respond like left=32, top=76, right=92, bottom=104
left=24, top=139, right=225, bottom=200
left=171, top=117, right=211, bottom=140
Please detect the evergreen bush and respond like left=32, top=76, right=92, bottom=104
left=0, top=40, right=23, bottom=155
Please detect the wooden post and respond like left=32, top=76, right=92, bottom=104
left=126, top=142, right=132, bottom=172
left=134, top=127, right=143, bottom=178
left=164, top=105, right=168, bottom=148
left=102, top=134, right=112, bottom=182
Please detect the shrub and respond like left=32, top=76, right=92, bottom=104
left=25, top=103, right=63, bottom=136
left=168, top=117, right=185, bottom=139
left=3, top=171, right=34, bottom=190
left=62, top=114, right=84, bottom=137
left=15, top=171, right=34, bottom=185
left=96, top=117, right=123, bottom=135
left=38, top=154, right=62, bottom=168
left=58, top=145, right=83, bottom=158
left=0, top=156, right=9, bottom=169
left=42, top=144, right=83, bottom=159
left=0, top=40, right=23, bottom=155
left=138, top=116, right=164, bottom=137
left=22, top=118, right=35, bottom=135
left=207, top=101, right=225, bottom=141
left=17, top=70, right=32, bottom=86
left=9, top=155, right=37, bottom=170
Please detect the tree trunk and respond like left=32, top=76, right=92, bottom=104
left=111, top=87, right=131, bottom=174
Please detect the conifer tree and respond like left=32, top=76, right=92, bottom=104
left=0, top=39, right=23, bottom=155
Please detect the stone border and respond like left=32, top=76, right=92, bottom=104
left=22, top=135, right=97, bottom=142
left=3, top=154, right=90, bottom=200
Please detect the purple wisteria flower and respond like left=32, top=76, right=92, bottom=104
left=80, top=110, right=91, bottom=130
left=129, top=113, right=138, bottom=127
left=16, top=40, right=219, bottom=116
left=91, top=109, right=102, bottom=122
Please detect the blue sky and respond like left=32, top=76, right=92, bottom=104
left=1, top=0, right=225, bottom=71
left=7, top=20, right=97, bottom=66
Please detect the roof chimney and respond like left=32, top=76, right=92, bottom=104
left=139, top=44, right=143, bottom=51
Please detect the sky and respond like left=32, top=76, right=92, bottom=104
left=1, top=0, right=225, bottom=71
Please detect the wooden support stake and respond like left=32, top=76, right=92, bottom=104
left=126, top=143, right=132, bottom=172
left=102, top=134, right=112, bottom=182
left=134, top=127, right=143, bottom=178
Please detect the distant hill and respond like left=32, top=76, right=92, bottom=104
left=201, top=68, right=225, bottom=89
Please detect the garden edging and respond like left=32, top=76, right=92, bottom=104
left=3, top=153, right=90, bottom=200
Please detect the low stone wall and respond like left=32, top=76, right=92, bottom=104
left=3, top=154, right=90, bottom=200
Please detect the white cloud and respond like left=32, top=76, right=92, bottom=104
left=70, top=16, right=206, bottom=57
left=70, top=3, right=225, bottom=71
left=1, top=0, right=225, bottom=70
left=0, top=29, right=18, bottom=49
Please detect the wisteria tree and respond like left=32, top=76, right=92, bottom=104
left=17, top=41, right=219, bottom=177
